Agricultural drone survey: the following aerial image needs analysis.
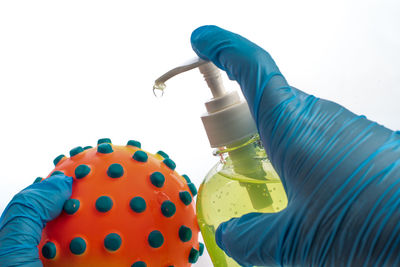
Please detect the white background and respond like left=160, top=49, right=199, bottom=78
left=0, top=0, right=399, bottom=266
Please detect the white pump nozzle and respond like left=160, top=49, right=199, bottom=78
left=154, top=57, right=257, bottom=148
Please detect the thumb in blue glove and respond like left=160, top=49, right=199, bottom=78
left=192, top=25, right=400, bottom=267
left=0, top=175, right=73, bottom=267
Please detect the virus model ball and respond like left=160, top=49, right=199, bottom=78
left=37, top=138, right=204, bottom=267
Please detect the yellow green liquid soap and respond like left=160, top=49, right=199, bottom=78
left=196, top=135, right=288, bottom=267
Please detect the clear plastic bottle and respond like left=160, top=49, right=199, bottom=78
left=197, top=134, right=288, bottom=267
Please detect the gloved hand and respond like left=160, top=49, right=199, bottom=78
left=191, top=25, right=400, bottom=267
left=0, top=175, right=73, bottom=267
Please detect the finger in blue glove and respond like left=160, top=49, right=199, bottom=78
left=0, top=174, right=73, bottom=267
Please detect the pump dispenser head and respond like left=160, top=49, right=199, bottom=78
left=154, top=57, right=257, bottom=148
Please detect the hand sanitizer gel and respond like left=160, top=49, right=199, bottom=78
left=154, top=58, right=288, bottom=267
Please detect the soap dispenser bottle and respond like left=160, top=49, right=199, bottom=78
left=154, top=58, right=288, bottom=267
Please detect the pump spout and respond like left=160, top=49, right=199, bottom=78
left=153, top=57, right=226, bottom=98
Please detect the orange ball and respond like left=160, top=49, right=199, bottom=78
left=38, top=139, right=201, bottom=267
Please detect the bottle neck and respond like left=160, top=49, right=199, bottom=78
left=213, top=134, right=267, bottom=180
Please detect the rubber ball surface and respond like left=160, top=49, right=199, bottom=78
left=38, top=139, right=201, bottom=267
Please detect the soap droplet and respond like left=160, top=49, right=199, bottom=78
left=153, top=82, right=166, bottom=98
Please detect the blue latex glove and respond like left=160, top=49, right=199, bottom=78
left=0, top=175, right=73, bottom=266
left=191, top=25, right=400, bottom=267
